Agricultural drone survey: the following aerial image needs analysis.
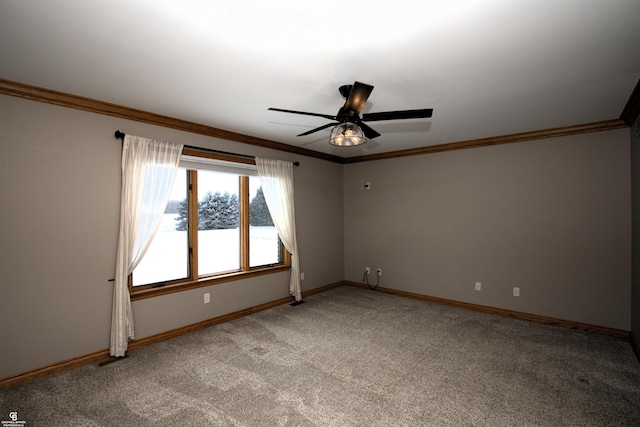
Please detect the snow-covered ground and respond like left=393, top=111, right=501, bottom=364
left=133, top=214, right=280, bottom=286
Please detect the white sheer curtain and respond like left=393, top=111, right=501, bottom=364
left=255, top=157, right=302, bottom=301
left=111, top=135, right=183, bottom=357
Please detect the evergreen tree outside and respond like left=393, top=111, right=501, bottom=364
left=174, top=191, right=240, bottom=231
left=250, top=187, right=274, bottom=226
left=220, top=192, right=240, bottom=229
left=175, top=198, right=189, bottom=231
left=198, top=191, right=221, bottom=230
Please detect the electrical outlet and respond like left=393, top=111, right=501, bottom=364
left=377, top=268, right=382, bottom=276
left=204, top=293, right=210, bottom=304
left=513, top=287, right=520, bottom=297
left=475, top=282, right=481, bottom=291
left=365, top=267, right=370, bottom=274
left=300, top=272, right=304, bottom=280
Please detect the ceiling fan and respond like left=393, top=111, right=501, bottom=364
left=268, top=81, right=433, bottom=146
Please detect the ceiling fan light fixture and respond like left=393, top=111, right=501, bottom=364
left=329, top=123, right=367, bottom=147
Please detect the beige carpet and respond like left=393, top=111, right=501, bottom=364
left=1, top=285, right=639, bottom=426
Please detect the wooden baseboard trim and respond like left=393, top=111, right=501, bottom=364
left=128, top=281, right=344, bottom=352
left=0, top=281, right=344, bottom=390
left=345, top=281, right=630, bottom=339
left=0, top=349, right=111, bottom=391
left=3, top=280, right=630, bottom=390
left=302, top=280, right=345, bottom=297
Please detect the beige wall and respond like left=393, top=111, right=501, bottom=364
left=344, top=129, right=631, bottom=330
left=0, top=95, right=344, bottom=378
left=1, top=92, right=635, bottom=380
left=631, top=116, right=640, bottom=351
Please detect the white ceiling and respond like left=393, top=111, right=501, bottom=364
left=1, top=1, right=639, bottom=158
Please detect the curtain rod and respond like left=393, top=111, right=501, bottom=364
left=114, top=130, right=299, bottom=166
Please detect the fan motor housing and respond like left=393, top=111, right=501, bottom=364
left=339, top=84, right=353, bottom=98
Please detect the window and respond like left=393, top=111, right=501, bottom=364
left=130, top=150, right=289, bottom=298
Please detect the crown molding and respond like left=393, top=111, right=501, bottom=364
left=345, top=77, right=638, bottom=163
left=342, top=119, right=628, bottom=163
left=0, top=78, right=343, bottom=164
left=1, top=78, right=632, bottom=165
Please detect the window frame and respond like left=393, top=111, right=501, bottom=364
left=129, top=148, right=290, bottom=300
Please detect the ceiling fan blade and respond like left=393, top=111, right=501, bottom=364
left=343, top=81, right=374, bottom=115
left=357, top=120, right=381, bottom=139
left=297, top=122, right=339, bottom=137
left=362, top=108, right=433, bottom=122
left=268, top=108, right=336, bottom=121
